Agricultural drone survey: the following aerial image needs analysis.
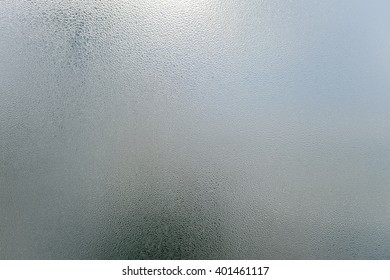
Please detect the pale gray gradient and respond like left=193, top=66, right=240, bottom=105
left=0, top=0, right=390, bottom=259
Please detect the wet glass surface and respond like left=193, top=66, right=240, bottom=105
left=1, top=0, right=390, bottom=259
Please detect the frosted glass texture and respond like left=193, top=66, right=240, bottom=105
left=1, top=0, right=390, bottom=259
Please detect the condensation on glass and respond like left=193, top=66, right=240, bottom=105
left=1, top=0, right=390, bottom=259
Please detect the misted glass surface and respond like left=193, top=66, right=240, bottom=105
left=1, top=0, right=390, bottom=259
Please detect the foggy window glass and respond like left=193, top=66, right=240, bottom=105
left=1, top=0, right=390, bottom=259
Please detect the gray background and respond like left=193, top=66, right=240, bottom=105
left=1, top=0, right=390, bottom=259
